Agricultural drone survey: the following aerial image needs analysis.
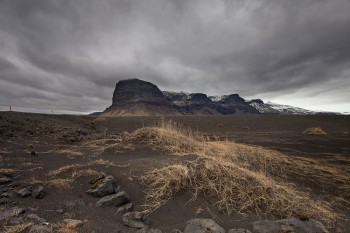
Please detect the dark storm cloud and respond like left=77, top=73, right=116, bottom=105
left=1, top=0, right=350, bottom=113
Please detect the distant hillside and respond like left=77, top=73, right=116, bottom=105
left=101, top=79, right=339, bottom=116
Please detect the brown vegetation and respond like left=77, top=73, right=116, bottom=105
left=303, top=126, right=327, bottom=135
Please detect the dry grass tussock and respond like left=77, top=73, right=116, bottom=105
left=303, top=126, right=327, bottom=135
left=143, top=158, right=336, bottom=227
left=104, top=119, right=338, bottom=226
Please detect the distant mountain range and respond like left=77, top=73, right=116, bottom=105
left=100, top=79, right=339, bottom=116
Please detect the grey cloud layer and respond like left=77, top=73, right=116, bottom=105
left=1, top=0, right=350, bottom=113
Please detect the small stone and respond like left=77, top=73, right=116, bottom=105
left=32, top=186, right=45, bottom=199
left=27, top=214, right=47, bottom=223
left=0, top=207, right=25, bottom=220
left=117, top=202, right=133, bottom=213
left=137, top=228, right=162, bottom=233
left=0, top=176, right=12, bottom=185
left=171, top=230, right=183, bottom=233
left=57, top=209, right=65, bottom=214
left=96, top=191, right=130, bottom=207
left=86, top=175, right=116, bottom=197
left=29, top=225, right=51, bottom=233
left=18, top=188, right=31, bottom=197
left=184, top=219, right=225, bottom=233
left=31, top=151, right=37, bottom=156
left=10, top=217, right=23, bottom=225
left=228, top=229, right=252, bottom=233
left=63, top=219, right=84, bottom=228
left=122, top=212, right=148, bottom=229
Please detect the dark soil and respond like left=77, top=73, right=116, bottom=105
left=0, top=112, right=349, bottom=232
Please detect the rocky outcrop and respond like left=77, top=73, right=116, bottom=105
left=102, top=78, right=321, bottom=116
left=112, top=79, right=168, bottom=106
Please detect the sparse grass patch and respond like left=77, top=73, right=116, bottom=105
left=49, top=178, right=73, bottom=190
left=52, top=148, right=84, bottom=159
left=303, top=126, right=327, bottom=135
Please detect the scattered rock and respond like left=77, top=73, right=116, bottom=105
left=31, top=151, right=37, bottom=156
left=0, top=176, right=12, bottom=185
left=228, top=229, right=252, bottom=233
left=171, top=230, right=183, bottom=233
left=122, top=212, right=148, bottom=229
left=117, top=202, right=133, bottom=213
left=10, top=217, right=23, bottom=225
left=184, top=219, right=225, bottom=233
left=86, top=175, right=116, bottom=197
left=252, top=218, right=329, bottom=233
left=137, top=227, right=162, bottom=233
left=57, top=209, right=65, bottom=214
left=0, top=207, right=25, bottom=220
left=32, top=186, right=45, bottom=199
left=90, top=173, right=105, bottom=185
left=18, top=187, right=31, bottom=197
left=96, top=191, right=130, bottom=207
left=63, top=219, right=84, bottom=228
left=29, top=225, right=51, bottom=233
left=27, top=214, right=47, bottom=223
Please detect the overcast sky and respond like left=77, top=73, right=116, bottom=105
left=1, top=0, right=350, bottom=114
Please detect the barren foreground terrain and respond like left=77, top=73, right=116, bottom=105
left=0, top=112, right=349, bottom=233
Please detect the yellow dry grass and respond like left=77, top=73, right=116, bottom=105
left=303, top=126, right=327, bottom=135
left=52, top=148, right=84, bottom=159
left=103, top=119, right=339, bottom=227
left=48, top=178, right=73, bottom=190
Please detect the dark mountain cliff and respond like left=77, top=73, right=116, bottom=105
left=101, top=79, right=334, bottom=116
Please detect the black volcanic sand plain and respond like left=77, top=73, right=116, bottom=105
left=0, top=112, right=350, bottom=232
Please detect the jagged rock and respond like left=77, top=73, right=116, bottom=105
left=117, top=202, right=133, bottom=213
left=32, top=186, right=45, bottom=199
left=252, top=218, right=329, bottom=233
left=136, top=227, right=162, bottom=233
left=96, top=191, right=130, bottom=207
left=29, top=225, right=51, bottom=233
left=63, top=219, right=84, bottom=228
left=86, top=175, right=116, bottom=197
left=90, top=173, right=106, bottom=185
left=184, top=219, right=225, bottom=233
left=122, top=212, right=148, bottom=229
left=27, top=214, right=46, bottom=223
left=171, top=230, right=183, bottom=233
left=10, top=217, right=23, bottom=225
left=18, top=187, right=31, bottom=197
left=228, top=229, right=252, bottom=233
left=0, top=176, right=12, bottom=185
left=0, top=207, right=25, bottom=220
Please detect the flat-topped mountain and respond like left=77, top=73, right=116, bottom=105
left=102, top=79, right=336, bottom=116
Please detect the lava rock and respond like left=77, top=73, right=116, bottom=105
left=96, top=191, right=130, bottom=207
left=63, top=219, right=84, bottom=228
left=252, top=217, right=329, bottom=233
left=184, top=219, right=225, bottom=233
left=27, top=214, right=47, bottom=223
left=32, top=186, right=45, bottom=199
left=0, top=176, right=12, bottom=185
left=0, top=207, right=25, bottom=220
left=86, top=175, right=116, bottom=197
left=117, top=202, right=133, bottom=213
left=122, top=212, right=148, bottom=229
left=17, top=188, right=31, bottom=197
left=29, top=225, right=51, bottom=233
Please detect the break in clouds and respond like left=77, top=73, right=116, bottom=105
left=1, top=0, right=350, bottom=113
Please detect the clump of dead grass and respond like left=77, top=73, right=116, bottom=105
left=48, top=178, right=73, bottom=190
left=143, top=157, right=336, bottom=227
left=52, top=148, right=84, bottom=159
left=303, top=127, right=327, bottom=135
